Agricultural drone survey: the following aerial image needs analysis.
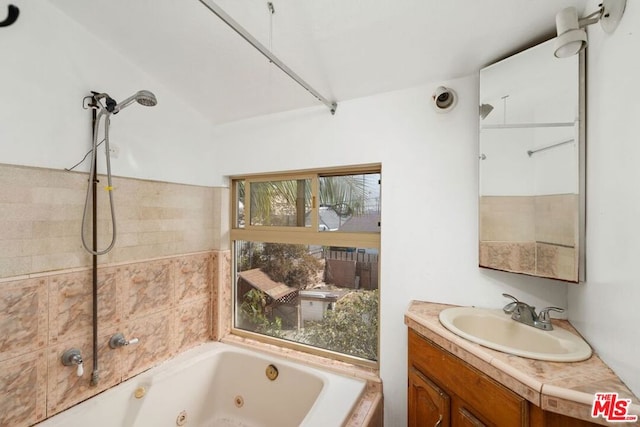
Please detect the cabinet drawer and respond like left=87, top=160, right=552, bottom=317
left=409, top=329, right=527, bottom=426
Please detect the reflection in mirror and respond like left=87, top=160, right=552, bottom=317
left=478, top=39, right=585, bottom=282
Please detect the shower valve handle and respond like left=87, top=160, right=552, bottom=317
left=61, top=348, right=84, bottom=377
left=109, top=333, right=139, bottom=349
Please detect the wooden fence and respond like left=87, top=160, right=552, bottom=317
left=325, top=250, right=378, bottom=290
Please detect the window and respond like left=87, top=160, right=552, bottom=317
left=231, top=165, right=380, bottom=364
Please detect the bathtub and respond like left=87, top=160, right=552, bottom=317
left=37, top=342, right=367, bottom=427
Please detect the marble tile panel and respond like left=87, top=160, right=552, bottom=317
left=175, top=297, right=211, bottom=353
left=213, top=250, right=232, bottom=340
left=0, top=350, right=47, bottom=427
left=0, top=278, right=48, bottom=362
left=536, top=243, right=577, bottom=281
left=346, top=381, right=383, bottom=427
left=210, top=251, right=218, bottom=338
left=175, top=253, right=212, bottom=303
left=479, top=241, right=536, bottom=274
left=123, top=259, right=173, bottom=320
left=122, top=308, right=174, bottom=380
left=46, top=330, right=121, bottom=417
left=48, top=267, right=119, bottom=345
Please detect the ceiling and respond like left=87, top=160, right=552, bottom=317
left=51, top=0, right=590, bottom=124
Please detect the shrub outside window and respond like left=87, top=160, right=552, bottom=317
left=231, top=165, right=380, bottom=364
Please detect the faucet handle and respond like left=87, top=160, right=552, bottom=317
left=109, top=332, right=139, bottom=349
left=502, top=293, right=519, bottom=303
left=502, top=293, right=520, bottom=314
left=61, top=348, right=84, bottom=377
left=538, top=306, right=565, bottom=322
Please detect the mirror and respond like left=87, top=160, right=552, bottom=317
left=478, top=39, right=585, bottom=282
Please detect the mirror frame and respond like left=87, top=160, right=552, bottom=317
left=478, top=41, right=586, bottom=283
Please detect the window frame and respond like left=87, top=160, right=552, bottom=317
left=229, top=164, right=381, bottom=367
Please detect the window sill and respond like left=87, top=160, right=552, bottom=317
left=221, top=333, right=381, bottom=383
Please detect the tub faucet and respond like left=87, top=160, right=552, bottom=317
left=502, top=293, right=564, bottom=331
left=109, top=332, right=139, bottom=349
left=61, top=348, right=84, bottom=377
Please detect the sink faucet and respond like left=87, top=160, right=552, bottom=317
left=502, top=293, right=564, bottom=331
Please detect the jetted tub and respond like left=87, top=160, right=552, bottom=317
left=37, top=342, right=367, bottom=427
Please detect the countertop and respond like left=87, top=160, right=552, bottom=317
left=405, top=300, right=640, bottom=426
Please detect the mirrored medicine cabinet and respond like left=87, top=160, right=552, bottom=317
left=478, top=38, right=585, bottom=282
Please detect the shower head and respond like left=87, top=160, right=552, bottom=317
left=135, top=90, right=157, bottom=106
left=112, top=90, right=157, bottom=114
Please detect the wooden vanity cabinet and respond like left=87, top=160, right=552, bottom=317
left=408, top=329, right=599, bottom=427
left=408, top=366, right=450, bottom=426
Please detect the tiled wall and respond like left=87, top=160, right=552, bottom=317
left=0, top=163, right=226, bottom=278
left=0, top=252, right=219, bottom=426
left=0, top=163, right=230, bottom=426
left=479, top=194, right=579, bottom=281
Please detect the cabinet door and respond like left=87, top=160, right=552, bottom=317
left=409, top=367, right=450, bottom=427
left=409, top=330, right=527, bottom=426
left=452, top=398, right=488, bottom=427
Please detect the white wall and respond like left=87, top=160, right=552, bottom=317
left=568, top=0, right=640, bottom=396
left=209, top=78, right=569, bottom=426
left=0, top=1, right=215, bottom=186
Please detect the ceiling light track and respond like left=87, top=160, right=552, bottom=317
left=198, top=0, right=337, bottom=115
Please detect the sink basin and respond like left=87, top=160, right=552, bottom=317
left=439, top=307, right=592, bottom=362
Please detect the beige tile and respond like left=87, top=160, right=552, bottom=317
left=46, top=331, right=121, bottom=416
left=479, top=196, right=535, bottom=241
left=0, top=163, right=220, bottom=278
left=479, top=241, right=535, bottom=274
left=122, top=309, right=174, bottom=380
left=0, top=350, right=47, bottom=426
left=213, top=250, right=232, bottom=340
left=346, top=381, right=383, bottom=427
left=175, top=253, right=212, bottom=303
left=536, top=243, right=577, bottom=282
left=49, top=268, right=119, bottom=345
left=0, top=257, right=32, bottom=280
left=0, top=278, right=48, bottom=362
left=175, top=297, right=211, bottom=352
left=0, top=221, right=33, bottom=239
left=123, top=259, right=173, bottom=320
left=534, top=194, right=578, bottom=247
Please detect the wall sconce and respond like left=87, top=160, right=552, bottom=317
left=554, top=0, right=626, bottom=58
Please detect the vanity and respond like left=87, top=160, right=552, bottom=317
left=405, top=301, right=640, bottom=426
